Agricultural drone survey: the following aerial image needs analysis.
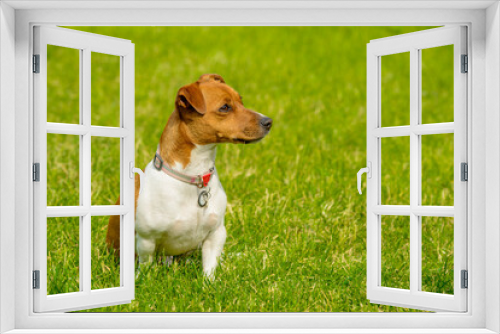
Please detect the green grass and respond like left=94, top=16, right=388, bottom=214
left=45, top=26, right=455, bottom=312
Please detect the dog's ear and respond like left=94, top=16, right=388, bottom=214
left=176, top=83, right=206, bottom=115
left=198, top=74, right=226, bottom=84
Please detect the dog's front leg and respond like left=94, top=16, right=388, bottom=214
left=136, top=233, right=156, bottom=264
left=202, top=223, right=227, bottom=279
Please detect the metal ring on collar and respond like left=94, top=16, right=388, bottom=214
left=153, top=153, right=163, bottom=171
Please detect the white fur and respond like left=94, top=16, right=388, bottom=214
left=135, top=144, right=227, bottom=278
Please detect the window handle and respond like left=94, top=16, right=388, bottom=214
left=129, top=161, right=145, bottom=195
left=357, top=162, right=372, bottom=195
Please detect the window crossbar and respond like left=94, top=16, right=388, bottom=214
left=46, top=122, right=129, bottom=138
left=372, top=205, right=454, bottom=217
left=46, top=205, right=130, bottom=217
left=372, top=122, right=454, bottom=137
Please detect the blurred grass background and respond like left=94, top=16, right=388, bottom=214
left=45, top=26, right=455, bottom=312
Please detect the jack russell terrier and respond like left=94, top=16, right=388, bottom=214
left=106, top=74, right=272, bottom=278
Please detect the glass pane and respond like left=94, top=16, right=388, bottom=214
left=47, top=45, right=80, bottom=124
left=421, top=134, right=454, bottom=206
left=47, top=134, right=80, bottom=206
left=91, top=215, right=120, bottom=290
left=91, top=137, right=121, bottom=205
left=381, top=136, right=410, bottom=205
left=421, top=45, right=454, bottom=124
left=381, top=216, right=410, bottom=290
left=47, top=217, right=80, bottom=295
left=421, top=217, right=454, bottom=294
left=91, top=52, right=121, bottom=127
left=381, top=52, right=410, bottom=127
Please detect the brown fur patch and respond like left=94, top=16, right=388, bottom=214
left=106, top=173, right=141, bottom=258
left=159, top=110, right=195, bottom=168
left=198, top=74, right=225, bottom=84
left=176, top=83, right=206, bottom=115
left=176, top=80, right=269, bottom=146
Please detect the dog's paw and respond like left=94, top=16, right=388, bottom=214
left=203, top=268, right=216, bottom=281
left=135, top=261, right=155, bottom=279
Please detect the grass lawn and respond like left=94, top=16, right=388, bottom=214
left=45, top=26, right=454, bottom=312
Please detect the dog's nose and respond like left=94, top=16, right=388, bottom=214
left=260, top=117, right=273, bottom=130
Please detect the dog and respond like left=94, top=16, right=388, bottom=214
left=106, top=74, right=272, bottom=278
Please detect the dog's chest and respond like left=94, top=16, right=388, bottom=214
left=135, top=162, right=227, bottom=255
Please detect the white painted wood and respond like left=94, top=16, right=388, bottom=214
left=39, top=26, right=133, bottom=56
left=3, top=0, right=497, bottom=10
left=32, top=24, right=49, bottom=314
left=485, top=3, right=500, bottom=332
left=0, top=2, right=17, bottom=333
left=366, top=26, right=468, bottom=312
left=46, top=123, right=130, bottom=137
left=1, top=330, right=498, bottom=334
left=368, top=26, right=468, bottom=57
left=0, top=329, right=498, bottom=334
left=412, top=123, right=455, bottom=135
left=46, top=206, right=130, bottom=217
left=78, top=48, right=84, bottom=293
left=452, top=26, right=468, bottom=311
left=412, top=206, right=455, bottom=217
left=409, top=45, right=420, bottom=296
left=372, top=205, right=411, bottom=215
left=32, top=26, right=135, bottom=313
left=91, top=126, right=130, bottom=138
left=121, top=42, right=135, bottom=294
left=9, top=6, right=488, bottom=333
left=469, top=7, right=487, bottom=332
left=371, top=126, right=411, bottom=138
left=372, top=205, right=455, bottom=217
left=366, top=34, right=379, bottom=311
left=417, top=46, right=423, bottom=294
left=82, top=46, right=92, bottom=297
left=372, top=123, right=454, bottom=138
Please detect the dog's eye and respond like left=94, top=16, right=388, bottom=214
left=219, top=104, right=232, bottom=112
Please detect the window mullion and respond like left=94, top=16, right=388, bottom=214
left=409, top=47, right=421, bottom=294
left=82, top=48, right=92, bottom=294
left=78, top=49, right=84, bottom=293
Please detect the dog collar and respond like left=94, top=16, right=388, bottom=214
left=153, top=145, right=215, bottom=188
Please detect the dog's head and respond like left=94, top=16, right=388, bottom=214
left=175, top=74, right=272, bottom=145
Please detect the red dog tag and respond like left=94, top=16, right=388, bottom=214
left=202, top=173, right=212, bottom=187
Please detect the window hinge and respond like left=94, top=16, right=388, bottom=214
left=461, top=54, right=468, bottom=73
left=33, top=54, right=40, bottom=73
left=461, top=162, right=468, bottom=182
left=33, top=270, right=40, bottom=289
left=461, top=270, right=468, bottom=289
left=33, top=163, right=40, bottom=182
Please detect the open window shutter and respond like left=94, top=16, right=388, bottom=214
left=33, top=26, right=135, bottom=312
left=365, top=26, right=467, bottom=312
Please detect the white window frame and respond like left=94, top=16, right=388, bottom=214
left=33, top=26, right=136, bottom=313
left=366, top=26, right=468, bottom=312
left=1, top=1, right=499, bottom=333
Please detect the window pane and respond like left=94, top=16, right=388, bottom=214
left=381, top=215, right=410, bottom=290
left=421, top=134, right=454, bottom=206
left=47, top=45, right=80, bottom=124
left=421, top=45, right=454, bottom=124
left=91, top=215, right=120, bottom=290
left=381, top=52, right=410, bottom=127
left=91, top=137, right=121, bottom=205
left=47, top=134, right=80, bottom=206
left=91, top=52, right=120, bottom=127
left=421, top=216, right=454, bottom=294
left=47, top=217, right=80, bottom=295
left=381, top=136, right=410, bottom=205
